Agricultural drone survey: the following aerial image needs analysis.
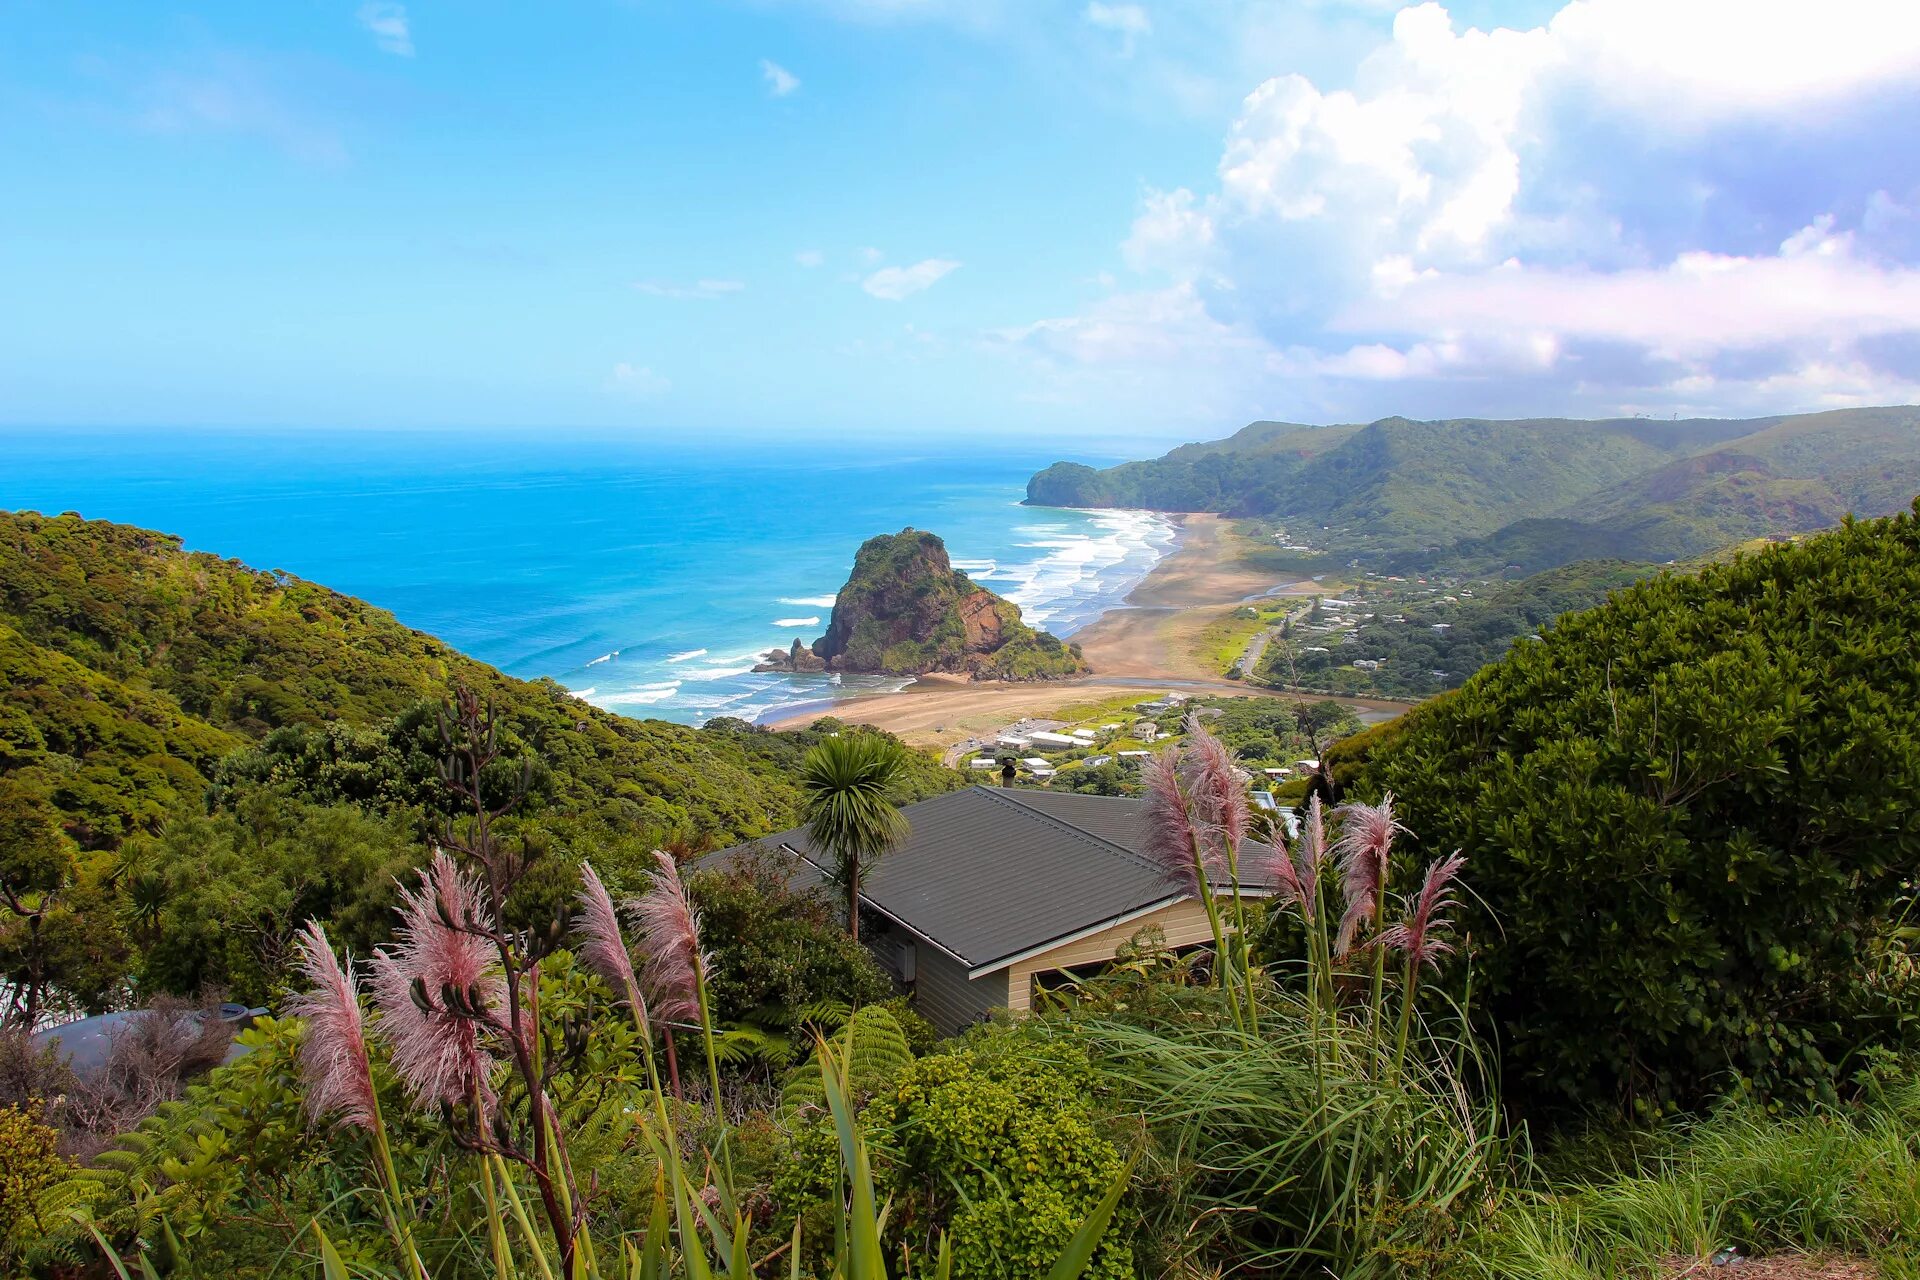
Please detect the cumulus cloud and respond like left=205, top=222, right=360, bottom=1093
left=1023, top=0, right=1920, bottom=419
left=862, top=258, right=960, bottom=300
left=761, top=58, right=801, bottom=96
left=358, top=3, right=414, bottom=57
left=633, top=278, right=747, bottom=299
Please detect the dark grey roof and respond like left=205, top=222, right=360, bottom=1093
left=704, top=786, right=1275, bottom=974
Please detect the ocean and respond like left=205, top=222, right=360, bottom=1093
left=0, top=429, right=1174, bottom=725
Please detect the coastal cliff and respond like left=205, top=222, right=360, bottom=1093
left=756, top=528, right=1089, bottom=680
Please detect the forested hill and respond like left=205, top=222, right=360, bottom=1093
left=0, top=510, right=957, bottom=853
left=1027, top=406, right=1920, bottom=568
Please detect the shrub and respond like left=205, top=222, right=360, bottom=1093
left=865, top=1036, right=1135, bottom=1280
left=1364, top=507, right=1920, bottom=1115
left=690, top=846, right=894, bottom=1040
left=772, top=1033, right=1134, bottom=1280
left=0, top=1104, right=71, bottom=1263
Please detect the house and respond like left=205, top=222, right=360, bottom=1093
left=968, top=757, right=1000, bottom=770
left=1020, top=757, right=1051, bottom=771
left=704, top=787, right=1277, bottom=1036
left=998, top=735, right=1031, bottom=750
left=1116, top=750, right=1152, bottom=761
left=1249, top=794, right=1301, bottom=839
left=1028, top=731, right=1081, bottom=749
left=1081, top=755, right=1113, bottom=768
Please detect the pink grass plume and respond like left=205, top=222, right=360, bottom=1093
left=633, top=851, right=707, bottom=1025
left=287, top=920, right=379, bottom=1132
left=1334, top=793, right=1402, bottom=956
left=369, top=852, right=504, bottom=1110
left=574, top=861, right=651, bottom=1033
left=1180, top=716, right=1250, bottom=869
left=1378, top=852, right=1467, bottom=971
left=1142, top=746, right=1206, bottom=894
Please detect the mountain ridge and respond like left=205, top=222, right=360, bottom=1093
left=1026, top=406, right=1920, bottom=569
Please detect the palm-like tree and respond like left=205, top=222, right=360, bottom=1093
left=800, top=734, right=909, bottom=944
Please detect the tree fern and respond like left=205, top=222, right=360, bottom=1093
left=780, top=1005, right=914, bottom=1115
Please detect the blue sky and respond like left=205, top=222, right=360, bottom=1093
left=2, top=0, right=1916, bottom=447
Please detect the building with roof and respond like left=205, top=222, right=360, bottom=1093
left=705, top=786, right=1275, bottom=1036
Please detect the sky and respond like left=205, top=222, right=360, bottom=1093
left=2, top=0, right=1917, bottom=447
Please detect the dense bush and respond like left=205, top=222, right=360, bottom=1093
left=775, top=1032, right=1134, bottom=1280
left=1363, top=506, right=1920, bottom=1115
left=0, top=1104, right=70, bottom=1262
left=690, top=846, right=896, bottom=1041
left=865, top=1036, right=1134, bottom=1280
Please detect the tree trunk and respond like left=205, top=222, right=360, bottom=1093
left=848, top=865, right=861, bottom=944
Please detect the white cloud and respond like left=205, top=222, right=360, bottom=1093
left=1085, top=2, right=1151, bottom=53
left=795, top=249, right=825, bottom=268
left=632, top=278, right=747, bottom=300
left=862, top=258, right=960, bottom=300
left=607, top=363, right=670, bottom=396
left=1123, top=186, right=1214, bottom=278
left=357, top=3, right=414, bottom=57
left=858, top=246, right=885, bottom=265
left=761, top=58, right=801, bottom=97
left=1019, top=0, right=1920, bottom=419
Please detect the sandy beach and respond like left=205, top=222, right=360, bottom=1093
left=767, top=512, right=1414, bottom=753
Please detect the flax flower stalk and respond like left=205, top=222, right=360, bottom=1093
left=1143, top=745, right=1242, bottom=1031
left=288, top=922, right=427, bottom=1280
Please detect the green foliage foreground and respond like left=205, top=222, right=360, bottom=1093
left=1362, top=504, right=1920, bottom=1116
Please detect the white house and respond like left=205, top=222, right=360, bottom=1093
left=1028, top=731, right=1080, bottom=749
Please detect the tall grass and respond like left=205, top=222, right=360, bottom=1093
left=1042, top=986, right=1506, bottom=1279
left=1464, top=1079, right=1920, bottom=1280
left=1056, top=725, right=1508, bottom=1277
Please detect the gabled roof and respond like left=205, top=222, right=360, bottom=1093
left=704, top=786, right=1275, bottom=976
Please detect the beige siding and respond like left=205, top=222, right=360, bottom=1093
left=913, top=945, right=1010, bottom=1037
left=1003, top=896, right=1228, bottom=1016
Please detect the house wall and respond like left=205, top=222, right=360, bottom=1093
left=1002, top=896, right=1226, bottom=1016
left=912, top=944, right=1009, bottom=1038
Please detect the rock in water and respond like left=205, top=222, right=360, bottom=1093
left=804, top=528, right=1089, bottom=680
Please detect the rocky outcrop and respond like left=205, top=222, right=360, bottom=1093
left=800, top=529, right=1089, bottom=681
left=753, top=637, right=827, bottom=673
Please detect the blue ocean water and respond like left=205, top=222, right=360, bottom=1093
left=0, top=429, right=1174, bottom=725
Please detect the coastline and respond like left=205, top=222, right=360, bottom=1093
left=764, top=512, right=1414, bottom=752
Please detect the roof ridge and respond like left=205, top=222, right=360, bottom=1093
left=968, top=785, right=1165, bottom=878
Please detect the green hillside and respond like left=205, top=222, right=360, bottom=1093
left=1029, top=407, right=1920, bottom=567
left=1352, top=504, right=1920, bottom=1110
left=1261, top=557, right=1657, bottom=698
left=0, top=510, right=959, bottom=853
